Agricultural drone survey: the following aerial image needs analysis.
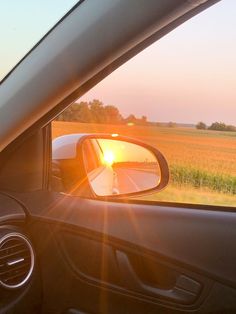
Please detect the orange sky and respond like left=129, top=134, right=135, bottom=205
left=81, top=1, right=236, bottom=125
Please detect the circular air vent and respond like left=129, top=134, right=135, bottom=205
left=0, top=233, right=35, bottom=289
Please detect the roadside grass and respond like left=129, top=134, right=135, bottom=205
left=170, top=164, right=236, bottom=195
left=141, top=185, right=236, bottom=207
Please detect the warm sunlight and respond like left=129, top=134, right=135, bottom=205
left=103, top=150, right=115, bottom=166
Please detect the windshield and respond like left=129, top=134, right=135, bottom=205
left=0, top=0, right=80, bottom=83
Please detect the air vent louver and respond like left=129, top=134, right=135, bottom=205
left=0, top=233, right=34, bottom=289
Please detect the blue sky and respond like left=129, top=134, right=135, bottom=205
left=0, top=0, right=77, bottom=80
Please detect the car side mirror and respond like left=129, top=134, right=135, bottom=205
left=52, top=134, right=169, bottom=199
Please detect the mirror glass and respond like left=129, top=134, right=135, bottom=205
left=82, top=138, right=161, bottom=196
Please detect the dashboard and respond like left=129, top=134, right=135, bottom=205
left=0, top=193, right=41, bottom=314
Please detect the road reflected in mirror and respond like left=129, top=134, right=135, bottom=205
left=82, top=138, right=161, bottom=196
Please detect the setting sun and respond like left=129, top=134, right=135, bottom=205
left=103, top=150, right=115, bottom=166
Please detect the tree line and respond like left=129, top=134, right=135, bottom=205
left=56, top=99, right=149, bottom=125
left=196, top=121, right=236, bottom=132
left=56, top=99, right=235, bottom=131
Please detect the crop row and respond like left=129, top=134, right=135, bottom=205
left=170, top=164, right=236, bottom=195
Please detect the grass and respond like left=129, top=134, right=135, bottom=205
left=142, top=186, right=236, bottom=207
left=52, top=121, right=236, bottom=206
left=170, top=164, right=236, bottom=194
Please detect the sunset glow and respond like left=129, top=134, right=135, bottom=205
left=103, top=150, right=115, bottom=166
left=80, top=1, right=236, bottom=126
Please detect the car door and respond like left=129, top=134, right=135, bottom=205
left=1, top=0, right=236, bottom=313
left=13, top=189, right=235, bottom=314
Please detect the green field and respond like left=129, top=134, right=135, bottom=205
left=52, top=121, right=236, bottom=207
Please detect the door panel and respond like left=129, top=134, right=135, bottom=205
left=56, top=230, right=211, bottom=307
left=14, top=191, right=236, bottom=313
left=22, top=192, right=236, bottom=285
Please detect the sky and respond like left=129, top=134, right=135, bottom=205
left=81, top=0, right=236, bottom=125
left=0, top=0, right=236, bottom=125
left=0, top=0, right=78, bottom=81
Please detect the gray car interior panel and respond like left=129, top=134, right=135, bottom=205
left=6, top=191, right=235, bottom=313
left=0, top=129, right=47, bottom=192
left=17, top=191, right=236, bottom=287
left=0, top=194, right=25, bottom=223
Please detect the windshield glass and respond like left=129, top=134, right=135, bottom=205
left=0, top=0, right=79, bottom=82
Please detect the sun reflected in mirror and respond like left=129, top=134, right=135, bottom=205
left=82, top=138, right=161, bottom=197
left=103, top=150, right=115, bottom=166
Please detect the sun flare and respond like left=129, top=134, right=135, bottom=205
left=103, top=150, right=115, bottom=166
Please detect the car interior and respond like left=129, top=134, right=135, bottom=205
left=0, top=0, right=236, bottom=313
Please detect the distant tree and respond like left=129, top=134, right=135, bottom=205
left=125, top=114, right=137, bottom=124
left=89, top=99, right=105, bottom=123
left=55, top=99, right=154, bottom=126
left=141, top=115, right=147, bottom=123
left=167, top=121, right=177, bottom=128
left=225, top=125, right=236, bottom=132
left=74, top=102, right=92, bottom=123
left=196, top=121, right=207, bottom=130
left=208, top=122, right=227, bottom=131
left=208, top=122, right=236, bottom=132
left=104, top=105, right=123, bottom=124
